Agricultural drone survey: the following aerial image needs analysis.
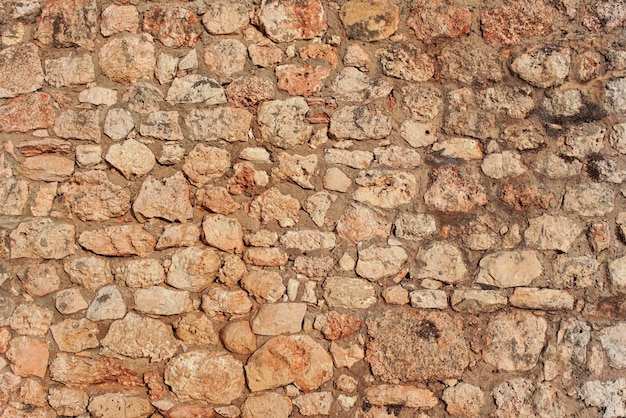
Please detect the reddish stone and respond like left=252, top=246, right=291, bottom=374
left=15, top=139, right=72, bottom=157
left=316, top=311, right=362, bottom=340
left=481, top=0, right=555, bottom=45
left=424, top=166, right=488, bottom=213
left=35, top=0, right=98, bottom=50
left=143, top=6, right=201, bottom=49
left=163, top=404, right=216, bottom=418
left=407, top=0, right=471, bottom=41
left=196, top=185, right=241, bottom=215
left=243, top=247, right=289, bottom=267
left=276, top=64, right=331, bottom=97
left=49, top=353, right=142, bottom=386
left=144, top=370, right=168, bottom=401
left=258, top=0, right=327, bottom=42
left=500, top=184, right=554, bottom=210
left=300, top=44, right=339, bottom=69
left=0, top=43, right=45, bottom=99
left=78, top=225, right=156, bottom=258
left=0, top=93, right=55, bottom=133
left=225, top=75, right=275, bottom=107
left=6, top=337, right=49, bottom=378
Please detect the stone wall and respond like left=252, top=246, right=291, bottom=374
left=0, top=0, right=625, bottom=416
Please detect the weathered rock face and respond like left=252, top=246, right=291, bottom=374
left=245, top=335, right=333, bottom=392
left=0, top=43, right=44, bottom=98
left=101, top=313, right=179, bottom=362
left=483, top=310, right=547, bottom=371
left=165, top=350, right=244, bottom=403
left=366, top=309, right=469, bottom=382
left=0, top=1, right=622, bottom=415
left=258, top=0, right=327, bottom=42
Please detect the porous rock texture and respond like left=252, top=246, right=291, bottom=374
left=0, top=0, right=625, bottom=417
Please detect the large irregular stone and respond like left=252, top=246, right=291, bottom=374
left=416, top=242, right=467, bottom=284
left=143, top=6, right=201, bottom=49
left=59, top=170, right=131, bottom=222
left=481, top=152, right=526, bottom=179
left=258, top=98, right=312, bottom=149
left=580, top=378, right=626, bottom=418
left=276, top=64, right=330, bottom=96
left=241, top=270, right=285, bottom=303
left=366, top=309, right=469, bottom=382
left=336, top=203, right=391, bottom=243
left=54, top=109, right=100, bottom=142
left=64, top=257, right=112, bottom=290
left=165, top=350, right=244, bottom=403
left=0, top=93, right=55, bottom=133
left=438, top=39, right=503, bottom=84
left=483, top=310, right=547, bottom=371
left=356, top=245, right=408, bottom=281
left=79, top=86, right=117, bottom=106
left=478, top=86, right=535, bottom=119
left=250, top=303, right=307, bottom=335
left=272, top=152, right=317, bottom=189
left=331, top=67, right=393, bottom=103
left=600, top=323, right=626, bottom=369
left=175, top=312, right=219, bottom=346
left=476, top=251, right=543, bottom=288
left=509, top=288, right=575, bottom=310
left=17, top=155, right=74, bottom=182
left=133, top=172, right=193, bottom=222
left=78, top=225, right=156, bottom=257
left=134, top=286, right=193, bottom=316
left=248, top=187, right=301, bottom=228
left=202, top=286, right=253, bottom=317
left=204, top=39, right=247, bottom=82
left=86, top=285, right=126, bottom=321
left=258, top=0, right=327, bottom=42
left=0, top=174, right=28, bottom=216
left=424, top=166, right=488, bottom=213
left=10, top=303, right=53, bottom=336
left=202, top=0, right=248, bottom=35
left=156, top=223, right=201, bottom=250
left=451, top=290, right=508, bottom=314
left=6, top=336, right=49, bottom=378
left=99, top=34, right=156, bottom=84
left=377, top=44, right=434, bottom=82
left=105, top=139, right=156, bottom=179
left=139, top=111, right=184, bottom=140
left=101, top=4, right=140, bottom=36
left=511, top=45, right=571, bottom=88
left=442, top=382, right=485, bottom=417
left=35, top=0, right=97, bottom=50
left=202, top=215, right=244, bottom=254
left=444, top=110, right=498, bottom=140
left=396, top=83, right=443, bottom=121
left=101, top=313, right=179, bottom=362
left=88, top=393, right=152, bottom=418
left=225, top=75, right=276, bottom=107
left=303, top=191, right=336, bottom=227
left=166, top=247, right=221, bottom=292
left=185, top=107, right=252, bottom=142
left=493, top=379, right=565, bottom=418
left=329, top=106, right=392, bottom=140
left=166, top=74, right=226, bottom=104
left=114, top=259, right=165, bottom=288
left=394, top=213, right=436, bottom=242
left=48, top=386, right=89, bottom=416
left=524, top=214, right=583, bottom=252
left=123, top=83, right=164, bottom=114
left=323, top=277, right=376, bottom=309
left=245, top=335, right=333, bottom=392
left=10, top=219, right=75, bottom=260
left=364, top=384, right=438, bottom=410
left=552, top=255, right=599, bottom=288
left=340, top=0, right=399, bottom=41
left=228, top=161, right=270, bottom=195
left=606, top=77, right=626, bottom=114
left=407, top=0, right=471, bottom=41
left=241, top=393, right=292, bottom=418
left=44, top=55, right=95, bottom=88
left=563, top=183, right=615, bottom=216
left=182, top=144, right=231, bottom=186
left=0, top=43, right=44, bottom=98
left=50, top=318, right=99, bottom=353
left=104, top=109, right=134, bottom=140
left=480, top=0, right=555, bottom=45
left=279, top=229, right=336, bottom=253
left=49, top=353, right=141, bottom=387
left=353, top=170, right=417, bottom=208
left=314, top=311, right=362, bottom=341
left=18, top=263, right=61, bottom=297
